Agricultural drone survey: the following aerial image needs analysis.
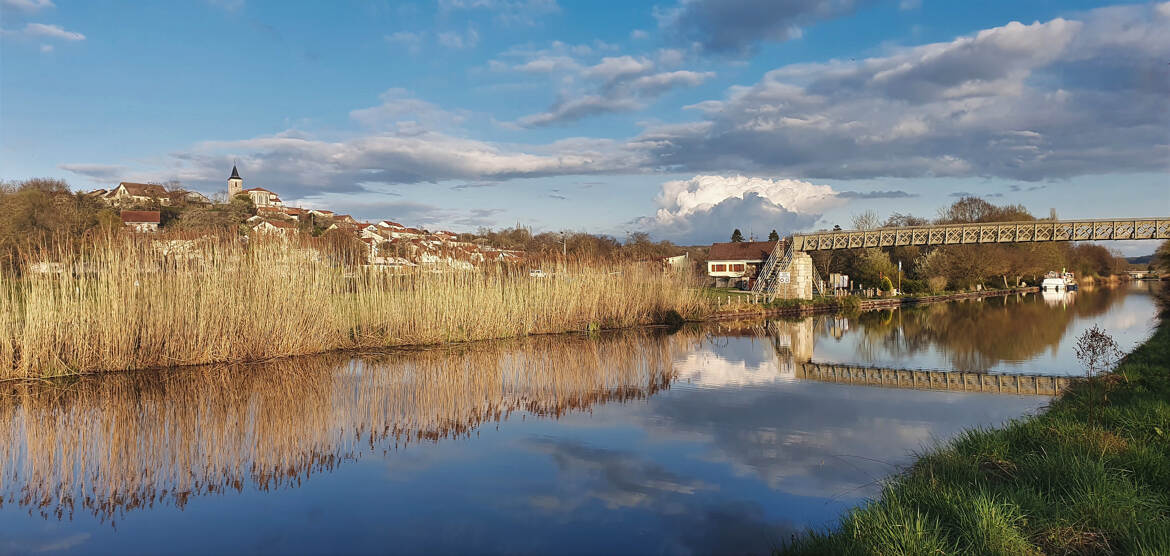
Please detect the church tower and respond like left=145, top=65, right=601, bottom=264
left=228, top=165, right=243, bottom=197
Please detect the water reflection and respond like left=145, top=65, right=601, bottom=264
left=810, top=282, right=1159, bottom=373
left=0, top=331, right=686, bottom=524
left=0, top=284, right=1157, bottom=554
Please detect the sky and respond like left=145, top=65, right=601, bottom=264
left=1, top=0, right=1167, bottom=251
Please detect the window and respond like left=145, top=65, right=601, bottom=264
left=731, top=264, right=745, bottom=272
left=712, top=264, right=727, bottom=272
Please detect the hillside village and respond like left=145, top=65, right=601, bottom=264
left=88, top=167, right=523, bottom=270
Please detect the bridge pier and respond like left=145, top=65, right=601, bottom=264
left=768, top=251, right=814, bottom=300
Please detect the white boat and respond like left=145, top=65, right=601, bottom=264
left=1041, top=270, right=1078, bottom=291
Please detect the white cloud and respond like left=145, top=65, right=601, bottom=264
left=638, top=4, right=1170, bottom=181
left=349, top=88, right=468, bottom=130
left=629, top=70, right=714, bottom=95
left=518, top=95, right=643, bottom=127
left=513, top=55, right=580, bottom=73
left=635, top=175, right=841, bottom=244
left=630, top=29, right=649, bottom=40
left=8, top=22, right=85, bottom=41
left=437, top=27, right=479, bottom=49
left=385, top=31, right=424, bottom=55
left=0, top=0, right=54, bottom=12
left=517, top=55, right=714, bottom=126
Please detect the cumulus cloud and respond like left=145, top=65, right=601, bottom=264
left=657, top=0, right=872, bottom=55
left=636, top=175, right=842, bottom=244
left=638, top=4, right=1170, bottom=181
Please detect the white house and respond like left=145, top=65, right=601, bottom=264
left=121, top=210, right=161, bottom=233
left=706, top=240, right=779, bottom=288
left=250, top=219, right=296, bottom=236
left=107, top=182, right=170, bottom=206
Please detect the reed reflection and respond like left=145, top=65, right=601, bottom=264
left=0, top=329, right=696, bottom=524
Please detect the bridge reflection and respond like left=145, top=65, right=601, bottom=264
left=795, top=361, right=1071, bottom=395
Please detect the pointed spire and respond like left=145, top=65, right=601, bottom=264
left=229, top=165, right=241, bottom=180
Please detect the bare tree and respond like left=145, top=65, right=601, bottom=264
left=851, top=210, right=880, bottom=231
left=1074, top=324, right=1122, bottom=425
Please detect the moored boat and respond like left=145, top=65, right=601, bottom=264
left=1041, top=270, right=1078, bottom=291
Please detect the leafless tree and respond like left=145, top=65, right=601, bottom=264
left=1074, top=324, right=1122, bottom=425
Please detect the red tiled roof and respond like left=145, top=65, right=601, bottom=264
left=707, top=240, right=779, bottom=262
left=118, top=182, right=167, bottom=197
left=120, top=210, right=161, bottom=224
left=243, top=187, right=275, bottom=193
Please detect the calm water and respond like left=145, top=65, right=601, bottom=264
left=0, top=283, right=1160, bottom=555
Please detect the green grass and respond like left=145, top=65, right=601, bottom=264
left=781, top=303, right=1170, bottom=555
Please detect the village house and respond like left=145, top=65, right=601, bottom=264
left=106, top=182, right=170, bottom=206
left=308, top=209, right=335, bottom=219
left=706, top=240, right=779, bottom=288
left=250, top=219, right=296, bottom=236
left=121, top=210, right=161, bottom=233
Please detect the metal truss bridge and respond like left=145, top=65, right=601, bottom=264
left=791, top=217, right=1170, bottom=252
left=753, top=217, right=1169, bottom=299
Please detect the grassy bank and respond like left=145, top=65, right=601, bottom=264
left=781, top=304, right=1170, bottom=554
left=0, top=237, right=704, bottom=379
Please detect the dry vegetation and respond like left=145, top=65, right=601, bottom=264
left=0, top=329, right=693, bottom=521
left=0, top=235, right=705, bottom=379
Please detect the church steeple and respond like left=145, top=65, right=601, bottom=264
left=228, top=165, right=243, bottom=197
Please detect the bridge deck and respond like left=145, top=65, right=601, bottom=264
left=797, top=361, right=1073, bottom=395
left=791, top=217, right=1169, bottom=252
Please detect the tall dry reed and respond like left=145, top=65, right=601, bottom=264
left=0, top=236, right=703, bottom=378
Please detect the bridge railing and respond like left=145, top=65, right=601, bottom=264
left=791, top=217, right=1169, bottom=252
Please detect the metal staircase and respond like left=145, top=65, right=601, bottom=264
left=752, top=239, right=825, bottom=300
left=751, top=241, right=794, bottom=301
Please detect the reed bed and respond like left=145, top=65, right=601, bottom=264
left=0, top=236, right=704, bottom=378
left=0, top=328, right=695, bottom=521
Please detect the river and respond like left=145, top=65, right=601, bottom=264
left=0, top=282, right=1160, bottom=554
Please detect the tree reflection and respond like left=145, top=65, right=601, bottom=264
left=842, top=286, right=1132, bottom=371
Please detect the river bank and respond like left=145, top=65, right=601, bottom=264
left=780, top=296, right=1170, bottom=554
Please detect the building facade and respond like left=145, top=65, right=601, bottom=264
left=706, top=240, right=779, bottom=288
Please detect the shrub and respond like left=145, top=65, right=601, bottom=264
left=927, top=276, right=948, bottom=294
left=900, top=278, right=928, bottom=295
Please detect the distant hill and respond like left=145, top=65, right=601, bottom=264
left=1127, top=255, right=1154, bottom=265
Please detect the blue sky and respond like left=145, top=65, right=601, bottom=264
left=2, top=0, right=1167, bottom=251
